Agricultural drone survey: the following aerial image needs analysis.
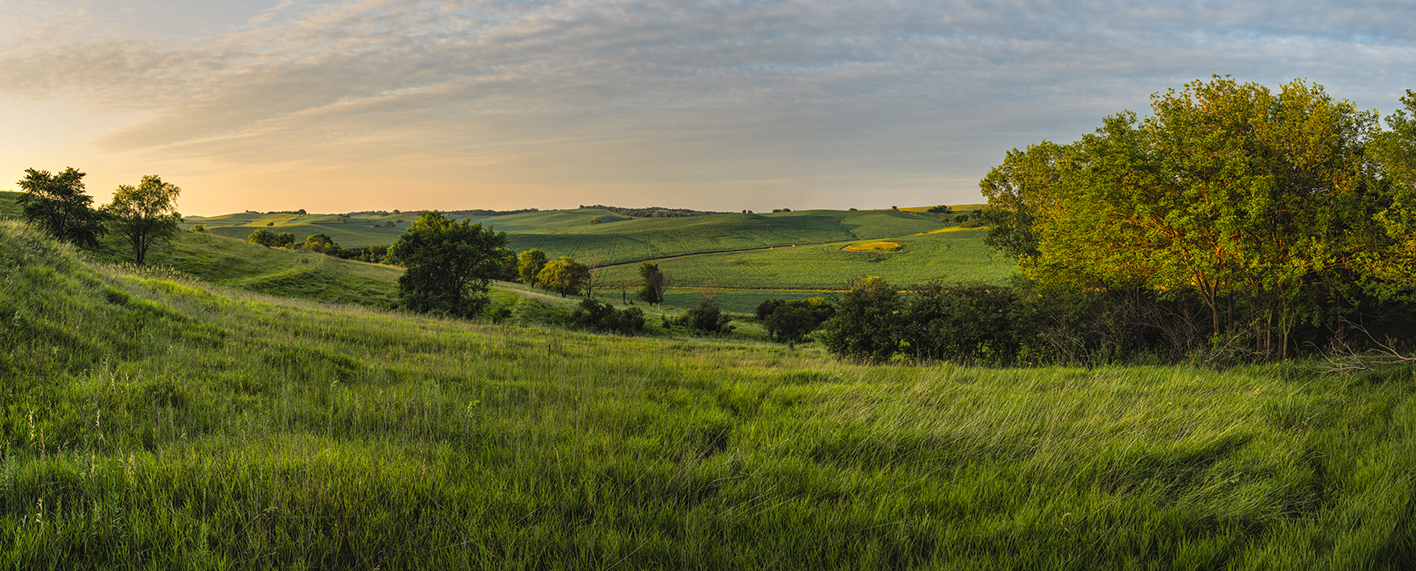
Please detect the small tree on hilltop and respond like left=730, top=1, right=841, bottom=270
left=389, top=211, right=508, bottom=318
left=16, top=167, right=108, bottom=248
left=105, top=175, right=182, bottom=265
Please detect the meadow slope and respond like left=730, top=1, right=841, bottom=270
left=2, top=221, right=1413, bottom=569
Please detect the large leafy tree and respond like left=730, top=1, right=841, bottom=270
left=389, top=211, right=508, bottom=318
left=980, top=77, right=1404, bottom=357
left=106, top=175, right=182, bottom=265
left=16, top=167, right=108, bottom=248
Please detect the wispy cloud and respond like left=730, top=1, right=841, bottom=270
left=1, top=0, right=1413, bottom=212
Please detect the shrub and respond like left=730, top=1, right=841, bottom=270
left=682, top=302, right=732, bottom=333
left=569, top=299, right=645, bottom=334
left=757, top=298, right=835, bottom=343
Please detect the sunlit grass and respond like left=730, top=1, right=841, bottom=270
left=1, top=221, right=1413, bottom=568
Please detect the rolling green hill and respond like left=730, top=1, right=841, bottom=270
left=593, top=227, right=1011, bottom=292
left=113, top=230, right=406, bottom=309
left=188, top=207, right=962, bottom=266
left=3, top=219, right=1413, bottom=568
left=1, top=191, right=1016, bottom=311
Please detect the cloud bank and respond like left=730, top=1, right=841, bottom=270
left=2, top=0, right=1414, bottom=213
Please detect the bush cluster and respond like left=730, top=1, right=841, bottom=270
left=755, top=298, right=834, bottom=343
left=678, top=302, right=732, bottom=333
left=569, top=299, right=646, bottom=334
left=818, top=276, right=1416, bottom=366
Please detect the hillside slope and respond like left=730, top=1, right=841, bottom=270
left=2, top=220, right=1413, bottom=568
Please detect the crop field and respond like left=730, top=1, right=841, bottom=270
left=591, top=228, right=1013, bottom=292
left=2, top=220, right=1413, bottom=568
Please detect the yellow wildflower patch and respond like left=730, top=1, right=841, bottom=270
left=842, top=241, right=903, bottom=253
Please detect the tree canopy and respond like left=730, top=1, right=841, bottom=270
left=389, top=211, right=508, bottom=318
left=106, top=175, right=181, bottom=265
left=980, top=77, right=1416, bottom=358
left=538, top=256, right=590, bottom=298
left=518, top=249, right=548, bottom=287
left=637, top=262, right=667, bottom=305
left=16, top=167, right=108, bottom=248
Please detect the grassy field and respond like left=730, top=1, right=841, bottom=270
left=189, top=207, right=962, bottom=264
left=2, top=220, right=1414, bottom=568
left=90, top=230, right=406, bottom=310
left=591, top=228, right=1013, bottom=293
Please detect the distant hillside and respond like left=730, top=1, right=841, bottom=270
left=581, top=204, right=726, bottom=218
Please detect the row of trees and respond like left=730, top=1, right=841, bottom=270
left=247, top=229, right=391, bottom=263
left=15, top=168, right=182, bottom=264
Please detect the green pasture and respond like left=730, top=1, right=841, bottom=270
left=495, top=209, right=951, bottom=266
left=188, top=208, right=953, bottom=264
left=2, top=220, right=1413, bottom=568
left=591, top=228, right=1014, bottom=291
left=89, top=230, right=405, bottom=310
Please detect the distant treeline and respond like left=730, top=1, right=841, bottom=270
left=446, top=208, right=541, bottom=217
left=581, top=205, right=724, bottom=218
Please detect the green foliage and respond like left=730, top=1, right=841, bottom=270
left=537, top=256, right=589, bottom=298
left=637, top=262, right=666, bottom=305
left=15, top=167, right=108, bottom=248
left=681, top=301, right=733, bottom=333
left=517, top=249, right=547, bottom=286
left=816, top=276, right=902, bottom=359
left=568, top=298, right=646, bottom=334
left=302, top=232, right=339, bottom=254
left=389, top=211, right=508, bottom=318
left=899, top=283, right=1023, bottom=364
left=756, top=298, right=835, bottom=343
left=105, top=175, right=182, bottom=265
left=1366, top=89, right=1416, bottom=291
left=247, top=228, right=276, bottom=247
left=981, top=77, right=1416, bottom=359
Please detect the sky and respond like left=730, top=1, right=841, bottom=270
left=2, top=1, right=1415, bottom=216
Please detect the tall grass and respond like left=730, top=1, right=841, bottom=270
left=1, top=221, right=1412, bottom=568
